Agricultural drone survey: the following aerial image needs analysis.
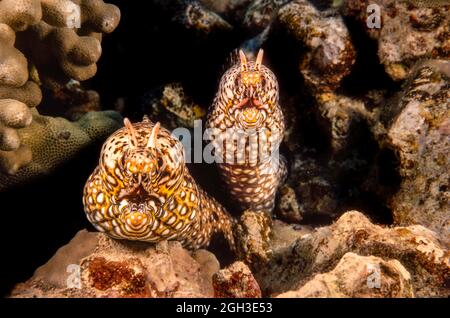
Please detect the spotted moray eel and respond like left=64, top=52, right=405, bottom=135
left=206, top=49, right=286, bottom=213
left=83, top=117, right=235, bottom=249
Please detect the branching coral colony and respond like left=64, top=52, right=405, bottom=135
left=0, top=0, right=120, bottom=175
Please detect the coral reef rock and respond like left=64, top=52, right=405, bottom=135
left=256, top=211, right=449, bottom=297
left=275, top=185, right=303, bottom=223
left=243, top=0, right=289, bottom=33
left=277, top=0, right=356, bottom=92
left=155, top=0, right=232, bottom=35
left=143, top=82, right=206, bottom=129
left=373, top=60, right=449, bottom=245
left=0, top=0, right=120, bottom=173
left=277, top=252, right=414, bottom=298
left=341, top=0, right=449, bottom=80
left=314, top=93, right=373, bottom=155
left=10, top=230, right=220, bottom=298
left=213, top=261, right=262, bottom=298
left=0, top=110, right=122, bottom=189
left=47, top=80, right=101, bottom=121
left=278, top=150, right=339, bottom=219
left=234, top=210, right=273, bottom=265
left=200, top=0, right=252, bottom=16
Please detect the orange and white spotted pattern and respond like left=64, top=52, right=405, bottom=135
left=83, top=117, right=235, bottom=250
left=206, top=50, right=286, bottom=213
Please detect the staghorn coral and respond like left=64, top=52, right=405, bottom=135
left=0, top=110, right=122, bottom=190
left=0, top=0, right=120, bottom=174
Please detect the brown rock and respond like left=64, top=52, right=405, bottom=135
left=10, top=231, right=219, bottom=298
left=373, top=60, right=450, bottom=244
left=213, top=261, right=262, bottom=298
left=277, top=0, right=356, bottom=92
left=341, top=0, right=449, bottom=80
left=234, top=210, right=272, bottom=265
left=256, top=211, right=449, bottom=297
left=277, top=252, right=414, bottom=298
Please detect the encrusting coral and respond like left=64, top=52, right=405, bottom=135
left=0, top=110, right=122, bottom=190
left=0, top=0, right=120, bottom=174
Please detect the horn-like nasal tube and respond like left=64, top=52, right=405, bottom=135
left=255, top=49, right=264, bottom=70
left=239, top=49, right=248, bottom=72
left=124, top=118, right=138, bottom=147
left=147, top=122, right=160, bottom=148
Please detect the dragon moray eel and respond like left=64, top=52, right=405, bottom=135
left=83, top=117, right=235, bottom=249
left=206, top=49, right=286, bottom=213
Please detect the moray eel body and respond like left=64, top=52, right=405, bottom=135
left=83, top=117, right=235, bottom=250
left=206, top=50, right=286, bottom=213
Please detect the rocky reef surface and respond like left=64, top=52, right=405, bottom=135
left=3, top=0, right=449, bottom=298
left=10, top=211, right=449, bottom=298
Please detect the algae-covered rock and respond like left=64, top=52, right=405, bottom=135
left=277, top=0, right=356, bottom=92
left=341, top=0, right=449, bottom=80
left=277, top=252, right=414, bottom=298
left=372, top=60, right=449, bottom=244
left=213, top=261, right=262, bottom=298
left=259, top=211, right=449, bottom=297
left=234, top=210, right=273, bottom=265
left=10, top=230, right=219, bottom=298
left=144, top=82, right=206, bottom=129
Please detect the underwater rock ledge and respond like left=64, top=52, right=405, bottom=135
left=10, top=211, right=449, bottom=298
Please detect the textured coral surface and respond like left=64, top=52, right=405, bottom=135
left=0, top=0, right=120, bottom=174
